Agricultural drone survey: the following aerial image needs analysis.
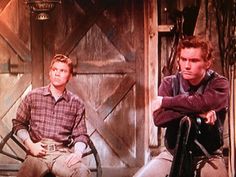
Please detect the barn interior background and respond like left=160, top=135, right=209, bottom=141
left=0, top=0, right=235, bottom=177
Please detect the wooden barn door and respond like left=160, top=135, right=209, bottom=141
left=43, top=1, right=145, bottom=176
left=0, top=0, right=31, bottom=176
left=0, top=0, right=146, bottom=177
left=40, top=0, right=145, bottom=177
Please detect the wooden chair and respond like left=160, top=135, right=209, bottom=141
left=0, top=131, right=102, bottom=177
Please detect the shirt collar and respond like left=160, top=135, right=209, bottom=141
left=180, top=69, right=214, bottom=92
left=179, top=73, right=190, bottom=92
left=42, top=85, right=70, bottom=102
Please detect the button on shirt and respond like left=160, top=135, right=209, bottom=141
left=13, top=85, right=89, bottom=145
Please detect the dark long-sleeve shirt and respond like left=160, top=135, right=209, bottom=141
left=153, top=70, right=229, bottom=152
left=12, top=85, right=89, bottom=146
left=154, top=70, right=229, bottom=126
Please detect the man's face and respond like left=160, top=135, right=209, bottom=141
left=49, top=61, right=71, bottom=88
left=179, top=47, right=211, bottom=85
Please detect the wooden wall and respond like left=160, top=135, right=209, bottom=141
left=0, top=0, right=147, bottom=177
left=0, top=0, right=235, bottom=177
left=0, top=0, right=31, bottom=176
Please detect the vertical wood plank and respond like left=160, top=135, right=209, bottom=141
left=145, top=0, right=159, bottom=148
left=31, top=15, right=44, bottom=88
left=134, top=0, right=146, bottom=166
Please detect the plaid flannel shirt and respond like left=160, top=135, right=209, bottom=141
left=13, top=85, right=89, bottom=146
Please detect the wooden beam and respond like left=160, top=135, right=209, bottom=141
left=96, top=74, right=135, bottom=119
left=78, top=0, right=136, bottom=61
left=145, top=0, right=159, bottom=149
left=0, top=0, right=11, bottom=13
left=0, top=63, right=9, bottom=73
left=9, top=62, right=31, bottom=74
left=30, top=15, right=44, bottom=88
left=0, top=20, right=31, bottom=62
left=57, top=0, right=115, bottom=55
left=86, top=107, right=137, bottom=166
left=133, top=0, right=146, bottom=166
left=158, top=25, right=174, bottom=32
left=97, top=17, right=136, bottom=61
left=74, top=61, right=135, bottom=74
left=68, top=77, right=137, bottom=166
left=0, top=74, right=31, bottom=119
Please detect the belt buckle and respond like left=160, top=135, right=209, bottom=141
left=47, top=144, right=56, bottom=152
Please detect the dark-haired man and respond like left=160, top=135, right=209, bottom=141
left=134, top=36, right=229, bottom=177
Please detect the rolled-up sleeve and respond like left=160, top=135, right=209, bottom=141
left=12, top=95, right=31, bottom=134
left=153, top=76, right=184, bottom=127
left=161, top=77, right=229, bottom=113
left=72, top=103, right=89, bottom=146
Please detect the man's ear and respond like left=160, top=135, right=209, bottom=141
left=69, top=73, right=72, bottom=80
left=176, top=59, right=180, bottom=71
left=66, top=74, right=72, bottom=84
left=205, top=60, right=212, bottom=69
left=49, top=70, right=52, bottom=77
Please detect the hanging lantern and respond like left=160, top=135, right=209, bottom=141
left=26, top=0, right=61, bottom=20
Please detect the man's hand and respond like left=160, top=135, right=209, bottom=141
left=65, top=152, right=83, bottom=167
left=24, top=139, right=47, bottom=157
left=199, top=110, right=217, bottom=125
left=151, top=96, right=163, bottom=112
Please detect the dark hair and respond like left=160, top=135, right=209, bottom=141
left=177, top=36, right=214, bottom=62
left=50, top=54, right=73, bottom=74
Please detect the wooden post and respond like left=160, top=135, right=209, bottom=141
left=31, top=14, right=44, bottom=88
left=144, top=0, right=159, bottom=151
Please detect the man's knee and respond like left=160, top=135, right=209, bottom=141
left=72, top=163, right=91, bottom=177
left=196, top=157, right=228, bottom=177
left=17, top=155, right=49, bottom=177
left=52, top=159, right=90, bottom=177
left=133, top=151, right=172, bottom=177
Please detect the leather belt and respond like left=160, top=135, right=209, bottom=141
left=43, top=144, right=65, bottom=152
